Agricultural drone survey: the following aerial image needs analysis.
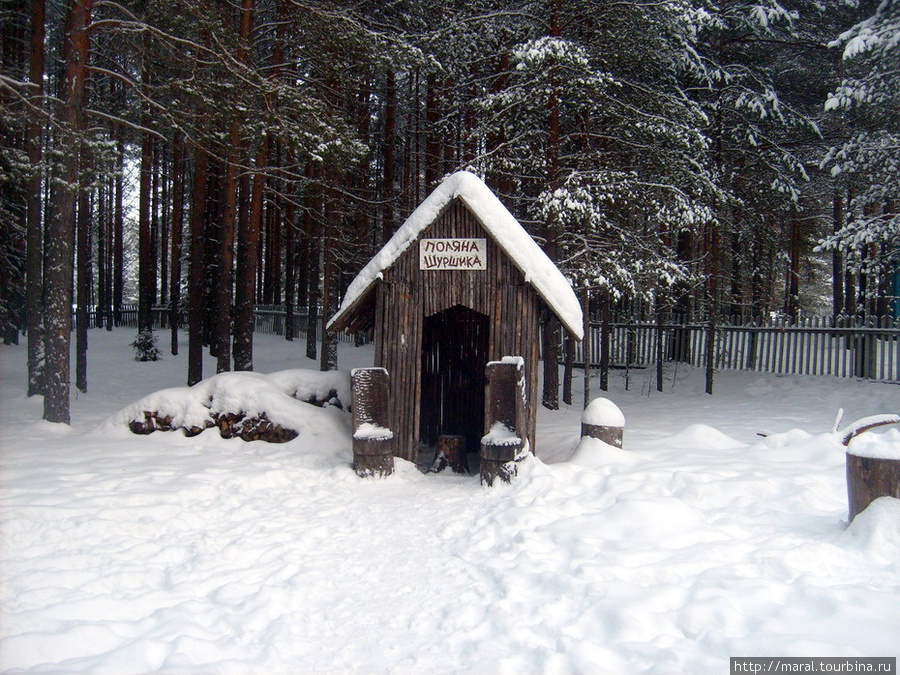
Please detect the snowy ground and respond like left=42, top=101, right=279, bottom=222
left=1, top=329, right=899, bottom=675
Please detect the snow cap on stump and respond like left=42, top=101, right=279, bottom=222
left=581, top=397, right=625, bottom=449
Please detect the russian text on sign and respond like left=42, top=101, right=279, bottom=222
left=419, top=238, right=487, bottom=270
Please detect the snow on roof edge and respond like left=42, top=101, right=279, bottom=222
left=327, top=171, right=583, bottom=339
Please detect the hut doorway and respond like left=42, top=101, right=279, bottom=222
left=419, top=304, right=489, bottom=454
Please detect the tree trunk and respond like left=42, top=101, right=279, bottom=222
left=113, top=134, right=124, bottom=325
left=216, top=0, right=254, bottom=373
left=785, top=210, right=801, bottom=319
left=43, top=0, right=92, bottom=424
left=582, top=287, right=591, bottom=409
left=304, top=163, right=320, bottom=361
left=283, top=153, right=296, bottom=341
left=541, top=0, right=562, bottom=411
left=234, top=136, right=268, bottom=371
left=150, top=135, right=160, bottom=307
left=169, top=133, right=184, bottom=355
left=562, top=333, right=574, bottom=405
left=159, top=143, right=169, bottom=306
left=424, top=72, right=439, bottom=189
left=75, top=181, right=89, bottom=393
left=187, top=143, right=208, bottom=386
left=832, top=188, right=844, bottom=317
left=382, top=70, right=396, bottom=244
left=320, top=184, right=339, bottom=372
left=138, top=126, right=154, bottom=335
left=599, top=291, right=610, bottom=392
left=25, top=0, right=45, bottom=396
left=97, top=181, right=107, bottom=330
left=217, top=141, right=238, bottom=373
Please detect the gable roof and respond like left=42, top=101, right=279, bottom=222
left=327, top=171, right=583, bottom=339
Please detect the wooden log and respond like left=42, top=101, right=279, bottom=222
left=581, top=397, right=625, bottom=449
left=480, top=358, right=526, bottom=486
left=430, top=434, right=468, bottom=474
left=351, top=367, right=394, bottom=477
left=580, top=423, right=623, bottom=448
left=846, top=453, right=900, bottom=522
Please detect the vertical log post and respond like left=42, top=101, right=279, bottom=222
left=581, top=397, right=625, bottom=449
left=351, top=367, right=394, bottom=478
left=480, top=357, right=527, bottom=486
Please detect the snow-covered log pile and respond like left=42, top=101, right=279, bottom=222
left=119, top=369, right=350, bottom=443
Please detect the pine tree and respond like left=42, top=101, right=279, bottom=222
left=818, top=0, right=900, bottom=294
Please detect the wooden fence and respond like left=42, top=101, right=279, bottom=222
left=574, top=315, right=900, bottom=382
left=86, top=306, right=899, bottom=382
left=85, top=305, right=360, bottom=345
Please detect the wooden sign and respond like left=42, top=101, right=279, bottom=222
left=419, top=238, right=486, bottom=271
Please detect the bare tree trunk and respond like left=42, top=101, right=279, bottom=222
left=43, top=0, right=92, bottom=424
left=382, top=70, right=396, bottom=244
left=113, top=134, right=124, bottom=325
left=169, top=133, right=184, bottom=355
left=150, top=136, right=160, bottom=306
left=216, top=0, right=254, bottom=373
left=138, top=127, right=154, bottom=334
left=424, top=72, right=439, bottom=189
left=599, top=291, right=610, bottom=392
left=832, top=189, right=844, bottom=317
left=187, top=143, right=208, bottom=386
left=541, top=0, right=562, bottom=411
left=284, top=150, right=296, bottom=341
left=234, top=136, right=267, bottom=371
left=26, top=0, right=46, bottom=396
left=159, top=144, right=169, bottom=306
left=216, top=141, right=237, bottom=373
left=320, top=183, right=339, bottom=372
left=785, top=210, right=801, bottom=319
left=75, top=181, right=90, bottom=392
left=582, top=287, right=591, bottom=408
left=97, top=180, right=107, bottom=330
left=562, top=333, right=575, bottom=406
left=304, top=164, right=320, bottom=361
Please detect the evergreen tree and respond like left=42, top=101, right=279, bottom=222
left=818, top=0, right=900, bottom=295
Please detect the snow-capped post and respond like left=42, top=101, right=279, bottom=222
left=581, top=397, right=625, bottom=448
left=351, top=367, right=394, bottom=478
left=840, top=412, right=900, bottom=522
left=481, top=357, right=527, bottom=486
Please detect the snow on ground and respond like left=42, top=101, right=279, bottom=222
left=1, top=329, right=899, bottom=675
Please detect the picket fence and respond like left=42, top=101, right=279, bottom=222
left=88, top=306, right=899, bottom=382
left=574, top=314, right=900, bottom=382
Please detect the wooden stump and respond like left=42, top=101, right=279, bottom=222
left=846, top=453, right=900, bottom=522
left=580, top=423, right=623, bottom=448
left=351, top=368, right=394, bottom=478
left=353, top=439, right=395, bottom=477
left=430, top=434, right=469, bottom=474
left=480, top=358, right=526, bottom=486
left=581, top=397, right=624, bottom=449
left=480, top=441, right=523, bottom=486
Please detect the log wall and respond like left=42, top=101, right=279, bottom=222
left=373, top=199, right=542, bottom=462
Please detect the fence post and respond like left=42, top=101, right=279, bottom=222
left=351, top=367, right=394, bottom=478
left=480, top=357, right=527, bottom=486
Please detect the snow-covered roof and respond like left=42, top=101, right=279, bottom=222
left=328, top=171, right=583, bottom=339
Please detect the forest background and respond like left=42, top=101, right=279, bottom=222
left=1, top=0, right=898, bottom=424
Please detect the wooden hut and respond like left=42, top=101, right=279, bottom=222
left=328, top=171, right=583, bottom=466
